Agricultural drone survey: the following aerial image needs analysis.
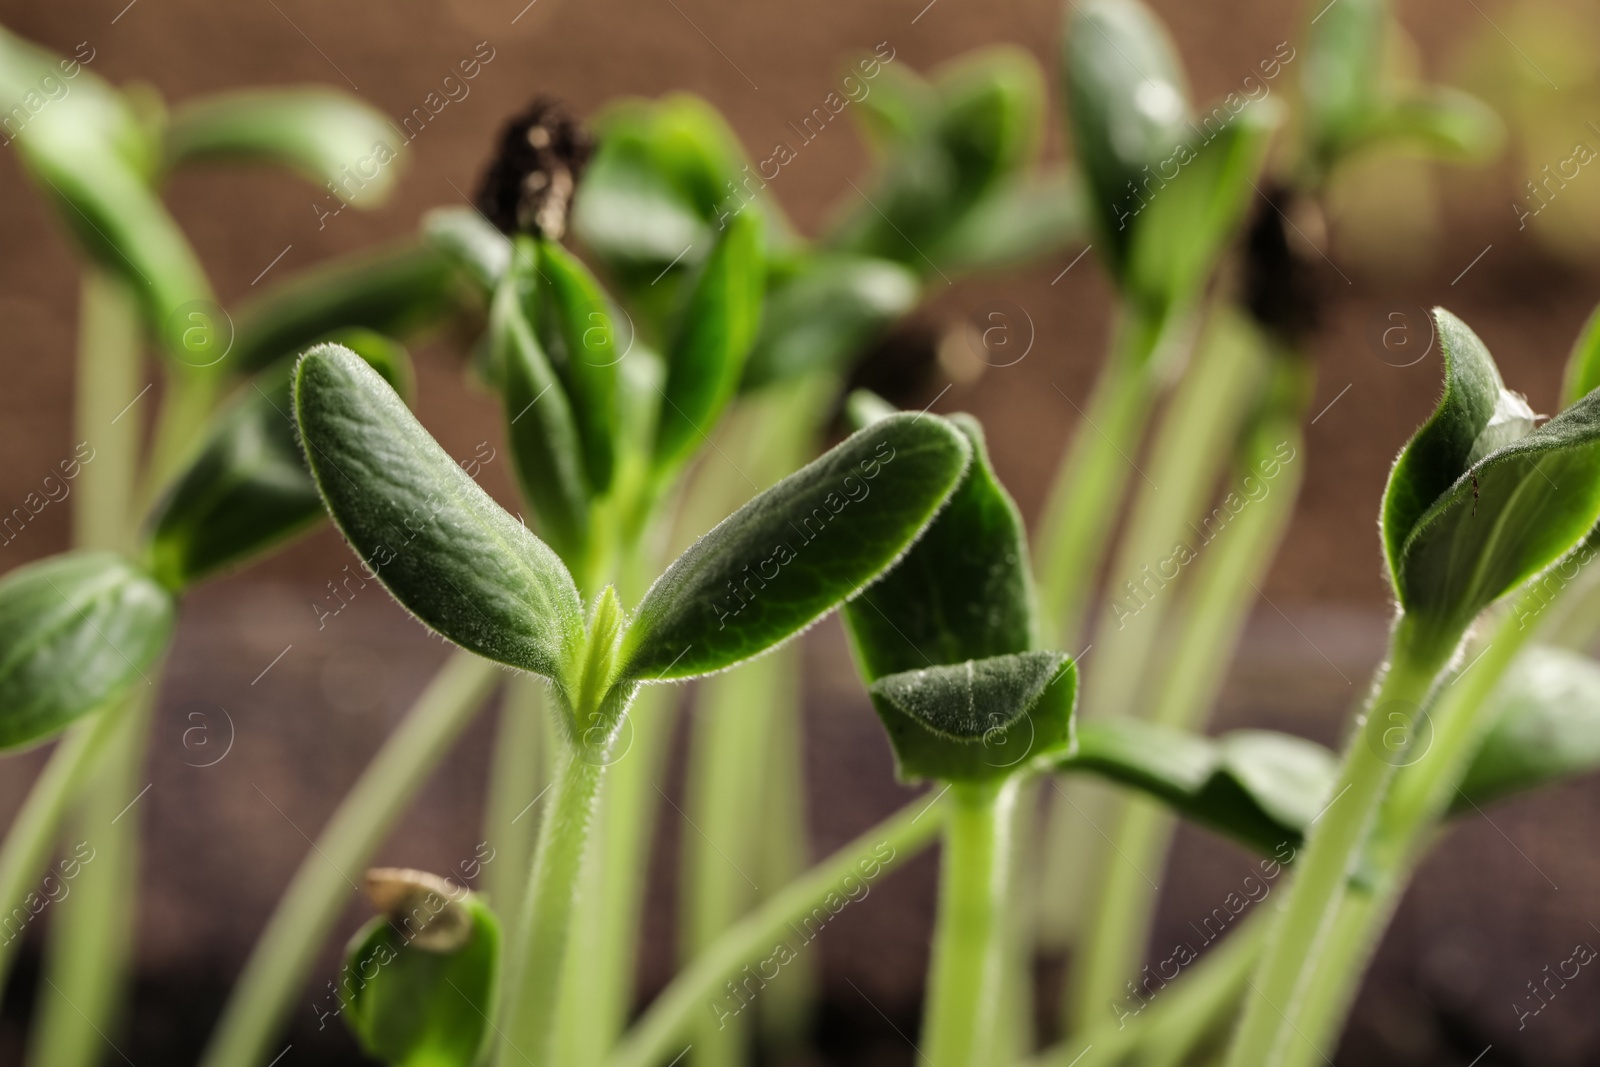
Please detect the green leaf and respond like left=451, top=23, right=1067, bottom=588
left=1062, top=0, right=1192, bottom=281
left=1125, top=100, right=1280, bottom=318
left=849, top=62, right=935, bottom=149
left=490, top=265, right=591, bottom=566
left=1454, top=645, right=1600, bottom=811
left=1060, top=720, right=1336, bottom=855
left=933, top=46, right=1044, bottom=212
left=652, top=210, right=765, bottom=474
left=294, top=344, right=583, bottom=681
left=930, top=170, right=1087, bottom=275
left=146, top=330, right=410, bottom=590
left=423, top=206, right=512, bottom=296
left=619, top=412, right=972, bottom=681
left=1388, top=314, right=1600, bottom=635
left=341, top=871, right=499, bottom=1067
left=842, top=415, right=1035, bottom=679
left=843, top=389, right=898, bottom=432
left=0, top=29, right=212, bottom=354
left=231, top=240, right=461, bottom=376
left=1357, top=88, right=1503, bottom=162
left=740, top=254, right=919, bottom=390
left=1562, top=300, right=1600, bottom=408
left=0, top=552, right=174, bottom=750
left=534, top=239, right=621, bottom=492
left=163, top=88, right=402, bottom=205
left=1381, top=309, right=1531, bottom=585
left=1302, top=0, right=1387, bottom=166
left=869, top=651, right=1076, bottom=783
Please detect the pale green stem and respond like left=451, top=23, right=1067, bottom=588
left=923, top=780, right=1017, bottom=1067
left=481, top=674, right=548, bottom=929
left=1280, top=595, right=1556, bottom=1066
left=754, top=647, right=814, bottom=1053
left=1034, top=309, right=1165, bottom=652
left=200, top=651, right=499, bottom=1067
left=682, top=651, right=790, bottom=1067
left=554, top=683, right=678, bottom=1067
left=0, top=707, right=121, bottom=990
left=22, top=269, right=150, bottom=1064
left=604, top=793, right=945, bottom=1067
left=994, top=779, right=1038, bottom=1065
left=498, top=737, right=612, bottom=1066
left=1070, top=421, right=1305, bottom=1028
left=1082, top=308, right=1267, bottom=724
left=27, top=686, right=155, bottom=1067
left=1227, top=614, right=1460, bottom=1067
left=1035, top=307, right=1179, bottom=951
left=71, top=270, right=143, bottom=554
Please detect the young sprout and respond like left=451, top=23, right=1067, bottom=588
left=292, top=345, right=973, bottom=1064
left=340, top=868, right=501, bottom=1067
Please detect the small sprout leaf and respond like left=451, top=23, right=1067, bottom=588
left=1395, top=381, right=1600, bottom=636
left=147, top=330, right=411, bottom=590
left=1562, top=300, right=1600, bottom=408
left=1062, top=0, right=1191, bottom=283
left=869, top=651, right=1076, bottom=784
left=163, top=88, right=402, bottom=205
left=620, top=412, right=972, bottom=682
left=1059, top=720, right=1337, bottom=855
left=341, top=870, right=499, bottom=1067
left=741, top=255, right=920, bottom=390
left=294, top=344, right=583, bottom=681
left=232, top=240, right=461, bottom=376
left=843, top=416, right=1035, bottom=679
left=652, top=210, right=765, bottom=474
left=533, top=238, right=621, bottom=492
left=1454, top=645, right=1600, bottom=811
left=0, top=552, right=175, bottom=750
left=423, top=206, right=512, bottom=296
left=491, top=262, right=591, bottom=564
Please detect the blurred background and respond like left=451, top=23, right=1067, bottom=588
left=2, top=0, right=1600, bottom=1063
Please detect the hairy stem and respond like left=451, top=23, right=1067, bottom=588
left=481, top=674, right=548, bottom=931
left=604, top=792, right=945, bottom=1067
left=200, top=651, right=499, bottom=1067
left=498, top=735, right=613, bottom=1065
left=923, top=780, right=1017, bottom=1067
left=1227, top=614, right=1459, bottom=1067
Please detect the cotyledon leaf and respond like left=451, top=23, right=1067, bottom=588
left=0, top=552, right=175, bottom=750
left=146, top=330, right=411, bottom=590
left=869, top=651, right=1076, bottom=784
left=1058, top=720, right=1337, bottom=856
left=163, top=87, right=402, bottom=205
left=619, top=412, right=972, bottom=681
left=1454, top=645, right=1600, bottom=811
left=1395, top=385, right=1600, bottom=636
left=422, top=206, right=512, bottom=296
left=842, top=414, right=1035, bottom=680
left=294, top=344, right=583, bottom=682
left=1562, top=300, right=1600, bottom=409
left=534, top=238, right=621, bottom=494
left=1381, top=310, right=1538, bottom=594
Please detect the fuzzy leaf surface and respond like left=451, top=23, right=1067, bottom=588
left=621, top=413, right=971, bottom=681
left=295, top=344, right=582, bottom=680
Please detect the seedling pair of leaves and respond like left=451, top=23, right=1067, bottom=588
left=293, top=345, right=974, bottom=761
left=1064, top=0, right=1279, bottom=340
left=0, top=334, right=409, bottom=752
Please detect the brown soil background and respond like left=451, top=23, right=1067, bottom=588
left=2, top=0, right=1599, bottom=1064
